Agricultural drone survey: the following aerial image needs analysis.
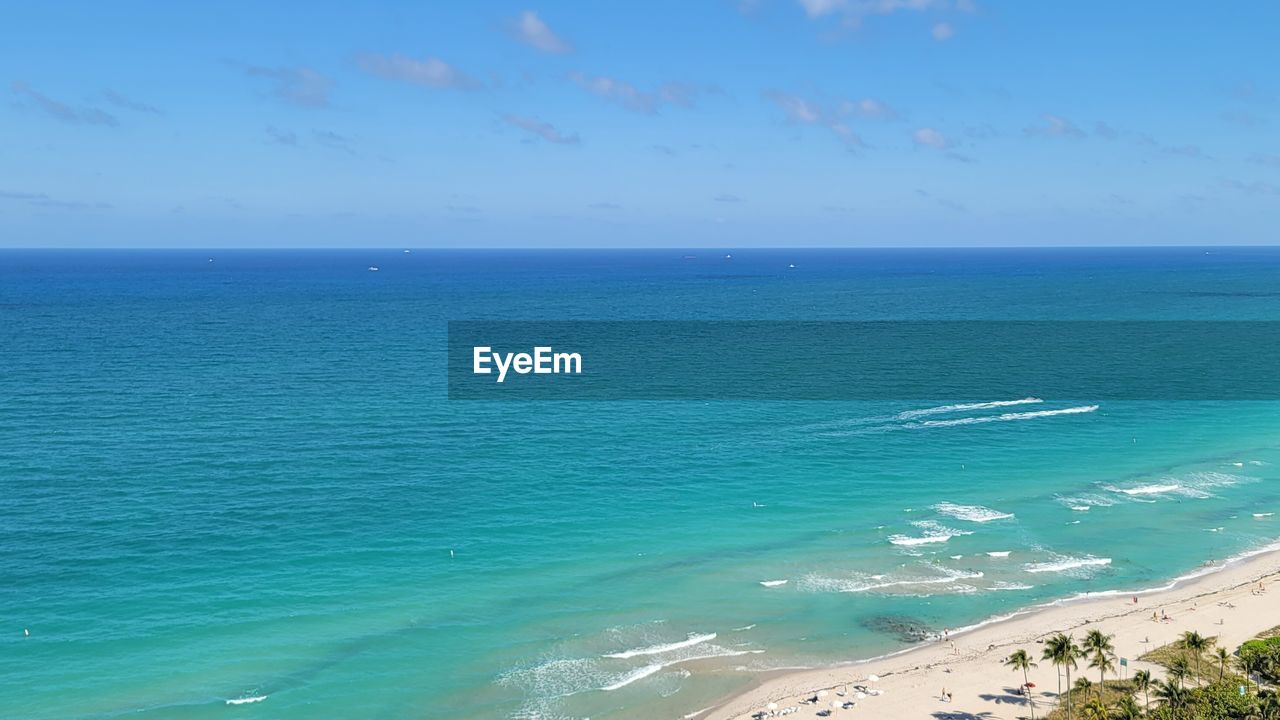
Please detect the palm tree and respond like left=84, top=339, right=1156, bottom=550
left=1087, top=652, right=1115, bottom=701
left=1240, top=652, right=1262, bottom=695
left=1216, top=646, right=1231, bottom=683
left=1005, top=649, right=1038, bottom=719
left=1168, top=654, right=1191, bottom=689
left=1083, top=629, right=1116, bottom=700
left=1114, top=695, right=1142, bottom=720
left=1079, top=698, right=1109, bottom=720
left=1181, top=630, right=1209, bottom=685
left=1133, top=669, right=1152, bottom=712
left=1043, top=633, right=1082, bottom=720
left=1155, top=678, right=1189, bottom=713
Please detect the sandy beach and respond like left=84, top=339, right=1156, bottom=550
left=695, top=546, right=1280, bottom=720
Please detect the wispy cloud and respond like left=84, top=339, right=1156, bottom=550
left=1222, top=110, right=1268, bottom=128
left=103, top=90, right=162, bottom=115
left=1249, top=153, right=1280, bottom=169
left=764, top=91, right=864, bottom=148
left=570, top=72, right=712, bottom=114
left=512, top=10, right=571, bottom=53
left=1093, top=121, right=1210, bottom=159
left=314, top=130, right=355, bottom=153
left=844, top=97, right=898, bottom=120
left=916, top=188, right=966, bottom=212
left=911, top=127, right=949, bottom=148
left=0, top=190, right=49, bottom=201
left=11, top=82, right=117, bottom=126
left=796, top=0, right=975, bottom=30
left=245, top=66, right=334, bottom=107
left=501, top=114, right=579, bottom=144
left=265, top=126, right=299, bottom=146
left=1220, top=177, right=1280, bottom=196
left=1024, top=113, right=1085, bottom=139
left=356, top=54, right=481, bottom=90
left=0, top=189, right=111, bottom=210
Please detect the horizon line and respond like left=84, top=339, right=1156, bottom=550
left=3, top=244, right=1279, bottom=251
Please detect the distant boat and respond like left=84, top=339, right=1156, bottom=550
left=788, top=263, right=796, bottom=269
left=725, top=254, right=732, bottom=259
left=368, top=266, right=380, bottom=272
left=404, top=249, right=411, bottom=254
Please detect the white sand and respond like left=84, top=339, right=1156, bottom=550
left=697, top=548, right=1280, bottom=720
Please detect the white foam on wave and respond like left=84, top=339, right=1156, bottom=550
left=888, top=520, right=972, bottom=546
left=226, top=695, right=266, bottom=705
left=795, top=398, right=1042, bottom=433
left=1113, top=483, right=1181, bottom=496
left=1105, top=471, right=1252, bottom=501
left=913, top=404, right=1099, bottom=428
left=992, top=581, right=1034, bottom=591
left=503, top=632, right=759, bottom=702
left=1024, top=556, right=1112, bottom=574
left=603, top=633, right=717, bottom=659
left=986, top=551, right=1011, bottom=558
left=759, top=580, right=787, bottom=587
left=934, top=502, right=1015, bottom=523
left=1056, top=493, right=1115, bottom=511
left=896, top=397, right=1043, bottom=420
left=800, top=566, right=984, bottom=595
left=1255, top=513, right=1274, bottom=518
left=600, top=664, right=664, bottom=691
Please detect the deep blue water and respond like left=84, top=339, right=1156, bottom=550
left=4, top=248, right=1280, bottom=719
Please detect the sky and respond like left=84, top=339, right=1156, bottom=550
left=3, top=0, right=1279, bottom=248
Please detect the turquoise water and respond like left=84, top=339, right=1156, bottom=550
left=4, top=248, right=1280, bottom=720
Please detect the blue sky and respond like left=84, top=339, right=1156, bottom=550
left=3, top=1, right=1279, bottom=247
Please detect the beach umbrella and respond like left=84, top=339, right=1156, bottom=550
left=766, top=702, right=778, bottom=711
left=868, top=674, right=880, bottom=682
left=855, top=692, right=866, bottom=699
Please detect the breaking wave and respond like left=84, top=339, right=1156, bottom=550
left=934, top=502, right=1015, bottom=523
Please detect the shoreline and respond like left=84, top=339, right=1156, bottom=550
left=692, top=540, right=1280, bottom=720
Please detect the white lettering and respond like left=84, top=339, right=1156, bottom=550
left=472, top=346, right=582, bottom=383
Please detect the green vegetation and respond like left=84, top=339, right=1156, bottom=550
left=1007, top=626, right=1280, bottom=720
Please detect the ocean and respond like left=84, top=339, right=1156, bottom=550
left=4, top=247, right=1280, bottom=719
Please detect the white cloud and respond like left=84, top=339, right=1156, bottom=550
left=356, top=54, right=480, bottom=90
left=796, top=0, right=974, bottom=33
left=798, top=0, right=848, bottom=17
left=912, top=127, right=949, bottom=148
left=514, top=10, right=571, bottom=53
left=245, top=66, right=334, bottom=107
left=12, top=81, right=118, bottom=125
left=501, top=114, right=579, bottom=144
left=765, top=91, right=866, bottom=148
left=570, top=72, right=710, bottom=114
left=1024, top=113, right=1085, bottom=139
left=842, top=97, right=898, bottom=120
